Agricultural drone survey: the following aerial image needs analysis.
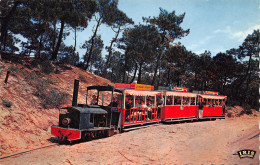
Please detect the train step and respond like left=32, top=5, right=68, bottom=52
left=123, top=124, right=160, bottom=132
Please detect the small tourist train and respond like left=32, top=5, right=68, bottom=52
left=51, top=80, right=227, bottom=143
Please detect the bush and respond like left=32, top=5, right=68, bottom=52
left=79, top=74, right=86, bottom=82
left=2, top=100, right=12, bottom=108
left=239, top=104, right=253, bottom=116
left=0, top=65, right=5, bottom=75
left=9, top=65, right=19, bottom=76
left=40, top=61, right=54, bottom=75
left=228, top=100, right=240, bottom=107
left=34, top=79, right=50, bottom=97
left=227, top=112, right=232, bottom=118
left=40, top=89, right=68, bottom=108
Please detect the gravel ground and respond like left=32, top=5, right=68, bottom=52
left=0, top=115, right=259, bottom=165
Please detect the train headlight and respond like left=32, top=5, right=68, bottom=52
left=62, top=118, right=71, bottom=126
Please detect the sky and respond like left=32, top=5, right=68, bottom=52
left=64, top=0, right=260, bottom=58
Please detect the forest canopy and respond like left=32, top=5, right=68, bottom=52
left=0, top=0, right=259, bottom=109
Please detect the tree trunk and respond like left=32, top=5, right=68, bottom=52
left=235, top=54, right=252, bottom=95
left=194, top=71, right=197, bottom=89
left=129, top=62, right=138, bottom=83
left=35, top=33, right=43, bottom=59
left=151, top=53, right=162, bottom=85
left=137, top=62, right=143, bottom=83
left=84, top=16, right=102, bottom=70
left=166, top=67, right=171, bottom=86
left=52, top=20, right=57, bottom=53
left=156, top=66, right=162, bottom=89
left=103, top=26, right=121, bottom=75
left=51, top=19, right=64, bottom=60
left=74, top=27, right=77, bottom=53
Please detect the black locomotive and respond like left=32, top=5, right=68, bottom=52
left=51, top=80, right=122, bottom=143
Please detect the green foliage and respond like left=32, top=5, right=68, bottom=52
left=239, top=104, right=253, bottom=116
left=1, top=0, right=258, bottom=110
left=2, top=100, right=12, bottom=108
left=143, top=7, right=190, bottom=40
left=227, top=112, right=232, bottom=118
left=33, top=78, right=68, bottom=108
left=9, top=65, right=19, bottom=76
left=79, top=74, right=87, bottom=82
left=40, top=89, right=68, bottom=108
left=0, top=65, right=5, bottom=75
left=58, top=45, right=80, bottom=66
left=82, top=35, right=104, bottom=71
left=83, top=0, right=133, bottom=71
left=24, top=70, right=68, bottom=108
left=228, top=100, right=240, bottom=107
left=40, top=61, right=54, bottom=75
left=1, top=0, right=97, bottom=58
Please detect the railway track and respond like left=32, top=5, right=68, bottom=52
left=0, top=144, right=59, bottom=160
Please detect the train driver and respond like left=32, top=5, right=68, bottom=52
left=90, top=95, right=97, bottom=105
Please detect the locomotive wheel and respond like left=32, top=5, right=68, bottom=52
left=58, top=136, right=68, bottom=144
left=82, top=132, right=92, bottom=141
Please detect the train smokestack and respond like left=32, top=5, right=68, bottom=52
left=72, top=79, right=79, bottom=106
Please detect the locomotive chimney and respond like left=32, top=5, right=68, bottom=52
left=72, top=79, right=79, bottom=106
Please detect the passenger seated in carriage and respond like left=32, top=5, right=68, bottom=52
left=212, top=100, right=216, bottom=107
left=166, top=97, right=172, bottom=105
left=147, top=100, right=153, bottom=120
left=140, top=100, right=147, bottom=108
left=208, top=100, right=212, bottom=107
left=184, top=99, right=189, bottom=105
left=135, top=99, right=140, bottom=108
left=190, top=99, right=195, bottom=105
left=139, top=100, right=147, bottom=120
left=174, top=99, right=181, bottom=105
left=125, top=98, right=133, bottom=122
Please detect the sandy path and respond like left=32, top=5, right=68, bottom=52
left=0, top=116, right=258, bottom=165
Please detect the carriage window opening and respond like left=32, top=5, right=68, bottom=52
left=166, top=96, right=173, bottom=105
left=174, top=96, right=181, bottom=105
left=114, top=94, right=123, bottom=108
left=134, top=96, right=140, bottom=108
left=146, top=95, right=154, bottom=107
left=125, top=95, right=134, bottom=109
left=157, top=94, right=164, bottom=106
left=203, top=98, right=207, bottom=105
left=146, top=96, right=154, bottom=107
left=208, top=99, right=213, bottom=106
left=183, top=97, right=189, bottom=105
left=190, top=97, right=196, bottom=105
left=212, top=99, right=216, bottom=106
left=216, top=99, right=220, bottom=106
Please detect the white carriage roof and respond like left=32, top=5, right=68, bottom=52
left=123, top=89, right=161, bottom=96
left=199, top=94, right=227, bottom=99
left=165, top=91, right=197, bottom=97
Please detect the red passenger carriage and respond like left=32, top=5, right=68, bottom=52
left=114, top=83, right=161, bottom=130
left=161, top=89, right=198, bottom=122
left=198, top=91, right=227, bottom=119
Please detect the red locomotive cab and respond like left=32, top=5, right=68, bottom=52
left=161, top=91, right=198, bottom=122
left=198, top=93, right=227, bottom=119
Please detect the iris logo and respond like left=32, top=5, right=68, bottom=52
left=235, top=149, right=256, bottom=159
